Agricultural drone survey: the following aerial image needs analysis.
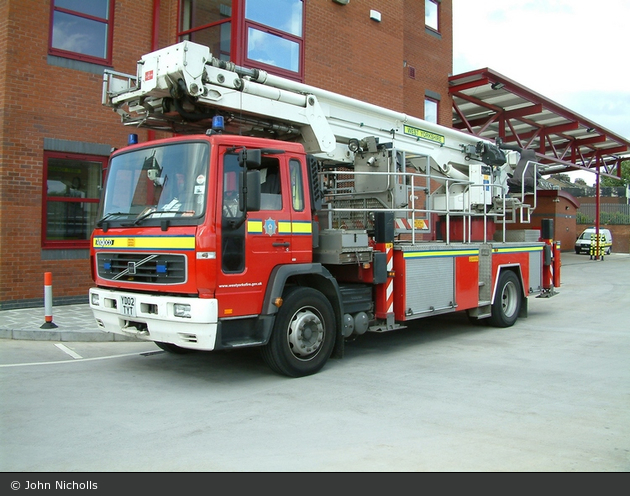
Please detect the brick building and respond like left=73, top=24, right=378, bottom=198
left=0, top=0, right=452, bottom=309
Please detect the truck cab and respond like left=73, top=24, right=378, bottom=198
left=90, top=134, right=339, bottom=377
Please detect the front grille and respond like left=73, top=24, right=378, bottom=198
left=97, top=253, right=187, bottom=284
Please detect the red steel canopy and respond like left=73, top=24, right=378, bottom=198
left=449, top=68, right=630, bottom=181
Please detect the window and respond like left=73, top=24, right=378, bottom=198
left=260, top=160, right=283, bottom=211
left=245, top=0, right=303, bottom=76
left=289, top=160, right=304, bottom=211
left=424, top=97, right=438, bottom=124
left=43, top=152, right=106, bottom=248
left=425, top=0, right=439, bottom=33
left=178, top=0, right=305, bottom=80
left=221, top=152, right=245, bottom=273
left=101, top=142, right=210, bottom=220
left=49, top=0, right=114, bottom=65
left=179, top=0, right=232, bottom=61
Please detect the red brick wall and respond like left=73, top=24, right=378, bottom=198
left=0, top=0, right=162, bottom=308
left=305, top=0, right=404, bottom=111
left=304, top=0, right=452, bottom=121
left=504, top=190, right=580, bottom=252
left=403, top=0, right=453, bottom=125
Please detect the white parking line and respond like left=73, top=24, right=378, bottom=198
left=54, top=343, right=83, bottom=359
left=0, top=350, right=159, bottom=368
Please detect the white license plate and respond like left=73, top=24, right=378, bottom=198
left=120, top=296, right=136, bottom=317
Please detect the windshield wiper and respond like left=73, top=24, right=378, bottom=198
left=96, top=212, right=132, bottom=227
left=131, top=209, right=177, bottom=226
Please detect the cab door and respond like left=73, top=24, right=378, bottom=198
left=215, top=150, right=310, bottom=318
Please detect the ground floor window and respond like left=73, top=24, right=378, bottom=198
left=43, top=151, right=106, bottom=248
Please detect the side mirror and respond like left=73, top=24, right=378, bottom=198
left=239, top=148, right=262, bottom=169
left=245, top=170, right=261, bottom=212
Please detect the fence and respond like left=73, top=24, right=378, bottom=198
left=577, top=203, right=630, bottom=225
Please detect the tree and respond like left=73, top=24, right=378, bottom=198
left=601, top=160, right=630, bottom=187
left=556, top=173, right=572, bottom=183
left=574, top=178, right=587, bottom=186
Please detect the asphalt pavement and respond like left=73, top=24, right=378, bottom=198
left=1, top=251, right=628, bottom=472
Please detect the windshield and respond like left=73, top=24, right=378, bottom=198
left=100, top=141, right=210, bottom=223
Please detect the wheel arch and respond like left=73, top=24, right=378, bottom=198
left=262, top=263, right=345, bottom=358
left=492, top=264, right=528, bottom=318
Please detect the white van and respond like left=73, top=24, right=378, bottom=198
left=574, top=227, right=613, bottom=255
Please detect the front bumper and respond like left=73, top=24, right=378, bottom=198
left=89, top=288, right=218, bottom=350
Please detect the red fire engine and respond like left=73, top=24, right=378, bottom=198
left=89, top=41, right=560, bottom=376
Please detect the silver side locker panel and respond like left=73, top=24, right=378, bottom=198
left=529, top=250, right=542, bottom=294
left=400, top=244, right=456, bottom=318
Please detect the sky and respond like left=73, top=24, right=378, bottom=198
left=452, top=0, right=630, bottom=185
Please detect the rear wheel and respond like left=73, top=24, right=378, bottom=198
left=261, top=287, right=336, bottom=377
left=489, top=271, right=522, bottom=328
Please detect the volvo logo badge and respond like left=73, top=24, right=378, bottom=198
left=128, top=262, right=137, bottom=275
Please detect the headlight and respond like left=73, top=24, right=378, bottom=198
left=173, top=303, right=191, bottom=318
left=91, top=293, right=100, bottom=306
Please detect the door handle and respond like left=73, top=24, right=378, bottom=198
left=272, top=242, right=290, bottom=248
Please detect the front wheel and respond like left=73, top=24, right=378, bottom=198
left=261, top=287, right=336, bottom=377
left=488, top=271, right=522, bottom=328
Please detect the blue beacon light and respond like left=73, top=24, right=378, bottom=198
left=128, top=133, right=139, bottom=145
left=211, top=115, right=225, bottom=133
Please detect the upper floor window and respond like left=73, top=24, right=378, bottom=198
left=425, top=0, right=440, bottom=33
left=43, top=152, right=106, bottom=249
left=179, top=0, right=232, bottom=61
left=424, top=97, right=438, bottom=124
left=178, top=0, right=304, bottom=80
left=49, top=0, right=115, bottom=65
left=244, top=0, right=304, bottom=77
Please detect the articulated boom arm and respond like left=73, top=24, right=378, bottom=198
left=103, top=41, right=503, bottom=168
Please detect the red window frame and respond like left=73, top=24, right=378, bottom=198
left=42, top=151, right=107, bottom=249
left=424, top=97, right=439, bottom=124
left=48, top=0, right=115, bottom=66
left=425, top=0, right=440, bottom=34
left=177, top=0, right=235, bottom=61
left=177, top=0, right=305, bottom=81
left=242, top=17, right=304, bottom=80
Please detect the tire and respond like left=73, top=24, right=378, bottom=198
left=261, top=286, right=336, bottom=377
left=155, top=341, right=195, bottom=354
left=488, top=271, right=522, bottom=328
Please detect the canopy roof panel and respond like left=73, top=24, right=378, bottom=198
left=449, top=68, right=630, bottom=179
